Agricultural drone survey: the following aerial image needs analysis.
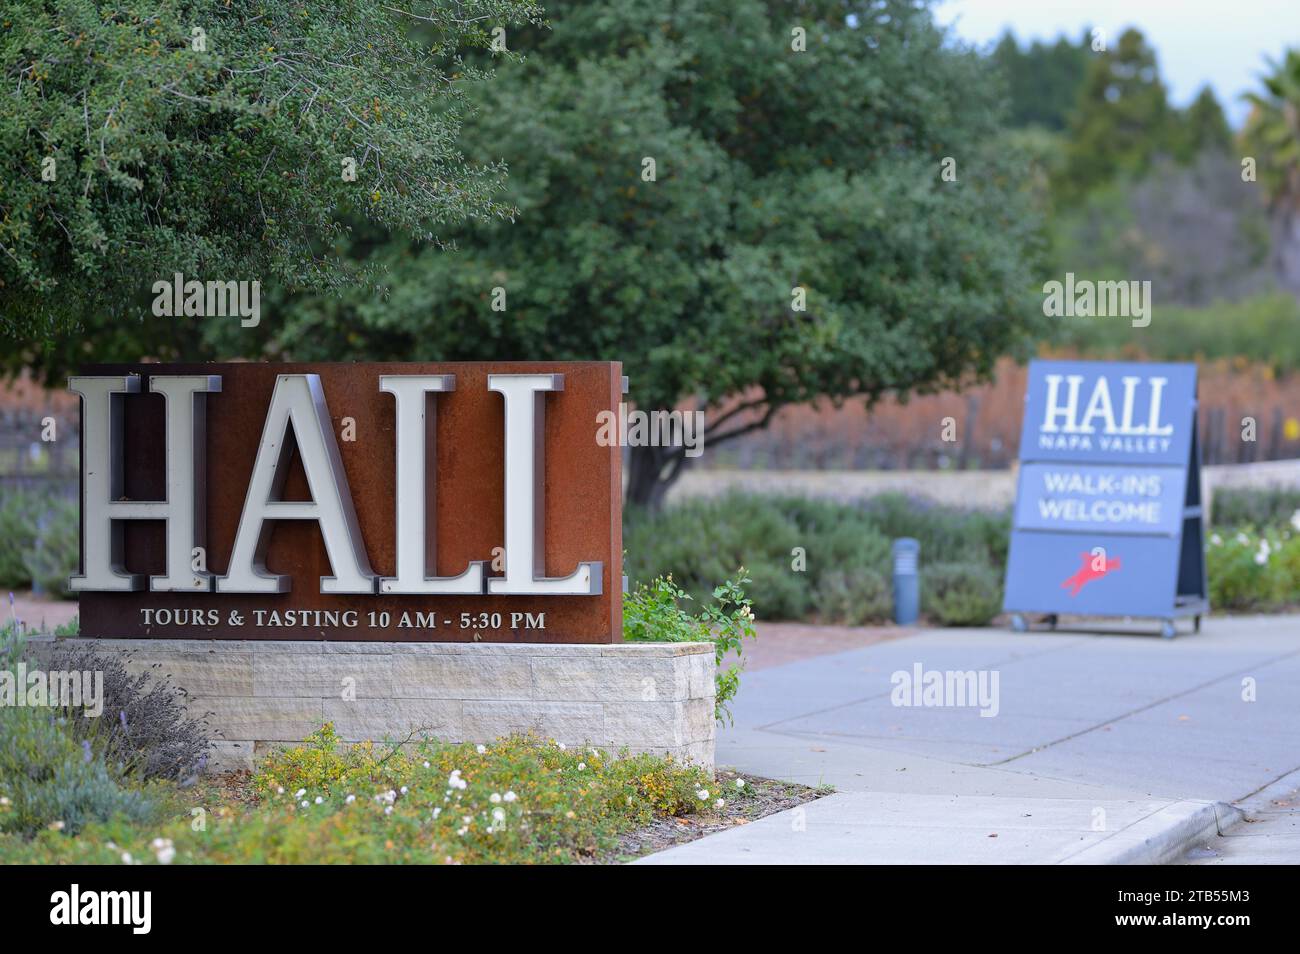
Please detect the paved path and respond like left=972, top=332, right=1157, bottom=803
left=6, top=592, right=77, bottom=633
left=1184, top=771, right=1300, bottom=865
left=642, top=614, right=1300, bottom=864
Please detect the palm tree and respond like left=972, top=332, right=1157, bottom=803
left=1243, top=50, right=1300, bottom=294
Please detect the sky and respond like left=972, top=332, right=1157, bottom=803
left=934, top=0, right=1294, bottom=127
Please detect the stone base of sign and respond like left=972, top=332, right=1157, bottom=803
left=31, top=638, right=717, bottom=773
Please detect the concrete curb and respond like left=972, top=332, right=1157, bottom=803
left=1062, top=800, right=1243, bottom=865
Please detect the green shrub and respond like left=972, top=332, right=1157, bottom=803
left=921, top=562, right=1003, bottom=626
left=858, top=493, right=1011, bottom=567
left=0, top=707, right=158, bottom=837
left=0, top=489, right=40, bottom=589
left=625, top=494, right=812, bottom=618
left=22, top=496, right=78, bottom=597
left=1210, top=488, right=1300, bottom=531
left=816, top=568, right=891, bottom=625
left=0, top=625, right=157, bottom=837
left=623, top=572, right=756, bottom=724
left=1206, top=528, right=1300, bottom=610
left=1061, top=292, right=1300, bottom=376
left=45, top=641, right=213, bottom=782
left=624, top=492, right=1006, bottom=625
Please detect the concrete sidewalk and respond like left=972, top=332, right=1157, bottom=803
left=640, top=614, right=1300, bottom=864
left=1185, top=769, right=1300, bottom=864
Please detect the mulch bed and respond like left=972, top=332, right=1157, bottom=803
left=598, top=769, right=829, bottom=864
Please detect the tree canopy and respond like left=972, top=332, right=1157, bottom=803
left=991, top=28, right=1092, bottom=132
left=1, top=0, right=541, bottom=363
left=268, top=0, right=1049, bottom=504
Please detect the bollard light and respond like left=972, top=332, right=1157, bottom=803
left=892, top=537, right=920, bottom=625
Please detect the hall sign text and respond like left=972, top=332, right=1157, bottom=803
left=72, top=363, right=624, bottom=642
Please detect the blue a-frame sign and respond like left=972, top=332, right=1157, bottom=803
left=1002, top=359, right=1208, bottom=638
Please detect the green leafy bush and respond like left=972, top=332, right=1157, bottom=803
left=1210, top=489, right=1300, bottom=531
left=0, top=625, right=157, bottom=837
left=623, top=572, right=756, bottom=724
left=858, top=494, right=1011, bottom=568
left=1206, top=528, right=1300, bottom=610
left=816, top=568, right=891, bottom=625
left=0, top=489, right=41, bottom=589
left=0, top=706, right=158, bottom=837
left=1062, top=293, right=1300, bottom=376
left=625, top=492, right=1006, bottom=624
left=625, top=495, right=815, bottom=619
left=22, top=496, right=78, bottom=597
left=921, top=562, right=1003, bottom=626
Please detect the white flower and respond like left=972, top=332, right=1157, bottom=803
left=1254, top=550, right=1269, bottom=566
left=457, top=827, right=468, bottom=836
left=1291, top=509, right=1300, bottom=532
left=476, top=744, right=486, bottom=754
left=345, top=794, right=356, bottom=804
left=48, top=820, right=65, bottom=831
left=557, top=742, right=566, bottom=750
left=735, top=778, right=746, bottom=790
left=314, top=796, right=324, bottom=805
left=696, top=789, right=710, bottom=801
left=300, top=800, right=309, bottom=808
left=1237, top=532, right=1250, bottom=545
left=490, top=793, right=502, bottom=804
left=276, top=787, right=285, bottom=795
left=151, top=839, right=175, bottom=865
left=503, top=791, right=517, bottom=803
left=294, top=788, right=306, bottom=799
left=492, top=808, right=506, bottom=822
left=385, top=806, right=394, bottom=816
left=400, top=786, right=408, bottom=795
left=432, top=807, right=442, bottom=819
left=121, top=852, right=133, bottom=864
left=1210, top=534, right=1222, bottom=546
left=714, top=799, right=725, bottom=809
left=423, top=761, right=431, bottom=768
left=577, top=762, right=586, bottom=771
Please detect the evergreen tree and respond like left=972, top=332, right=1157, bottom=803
left=1060, top=28, right=1173, bottom=203
left=1, top=0, right=542, bottom=365
left=1174, top=85, right=1233, bottom=159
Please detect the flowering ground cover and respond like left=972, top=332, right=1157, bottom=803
left=1206, top=514, right=1300, bottom=611
left=0, top=724, right=821, bottom=864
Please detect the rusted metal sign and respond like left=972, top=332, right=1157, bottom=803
left=72, top=363, right=623, bottom=642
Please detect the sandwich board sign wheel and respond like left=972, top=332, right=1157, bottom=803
left=1002, top=360, right=1208, bottom=637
